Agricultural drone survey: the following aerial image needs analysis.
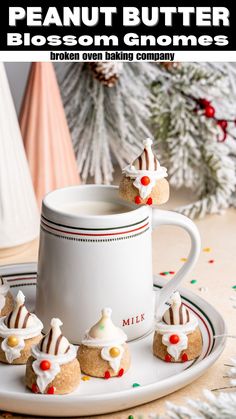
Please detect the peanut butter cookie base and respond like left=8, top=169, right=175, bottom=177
left=78, top=343, right=131, bottom=378
left=0, top=292, right=14, bottom=317
left=153, top=327, right=203, bottom=362
left=25, top=357, right=81, bottom=395
left=0, top=334, right=42, bottom=365
left=119, top=175, right=169, bottom=205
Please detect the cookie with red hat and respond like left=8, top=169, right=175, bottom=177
left=78, top=308, right=131, bottom=379
left=119, top=138, right=169, bottom=206
left=153, top=292, right=202, bottom=363
left=25, top=318, right=81, bottom=395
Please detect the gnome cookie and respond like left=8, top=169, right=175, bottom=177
left=119, top=138, right=169, bottom=206
left=78, top=308, right=131, bottom=379
left=0, top=290, right=43, bottom=364
left=153, top=292, right=202, bottom=363
left=25, top=318, right=80, bottom=395
left=0, top=277, right=14, bottom=318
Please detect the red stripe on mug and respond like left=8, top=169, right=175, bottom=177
left=41, top=219, right=149, bottom=237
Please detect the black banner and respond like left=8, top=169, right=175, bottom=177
left=0, top=1, right=234, bottom=51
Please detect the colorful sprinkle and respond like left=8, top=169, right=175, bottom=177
left=190, top=279, right=197, bottom=284
left=208, top=259, right=214, bottom=264
left=160, top=272, right=168, bottom=276
left=203, top=247, right=211, bottom=252
left=128, top=416, right=134, bottom=419
left=180, top=258, right=187, bottom=262
left=132, top=383, right=140, bottom=388
left=169, top=271, right=175, bottom=275
left=232, top=286, right=236, bottom=290
left=82, top=376, right=90, bottom=381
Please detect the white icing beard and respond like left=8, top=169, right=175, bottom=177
left=162, top=333, right=188, bottom=361
left=0, top=284, right=9, bottom=313
left=31, top=344, right=77, bottom=393
left=123, top=165, right=168, bottom=199
left=101, top=345, right=124, bottom=373
left=32, top=359, right=60, bottom=394
left=1, top=337, right=25, bottom=363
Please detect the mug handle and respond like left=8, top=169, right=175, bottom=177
left=152, top=209, right=201, bottom=319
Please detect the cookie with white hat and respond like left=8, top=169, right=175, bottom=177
left=153, top=292, right=202, bottom=363
left=78, top=308, right=131, bottom=379
left=25, top=318, right=81, bottom=395
left=119, top=138, right=169, bottom=206
left=0, top=290, right=43, bottom=364
left=0, top=277, right=14, bottom=318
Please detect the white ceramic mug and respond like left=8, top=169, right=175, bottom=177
left=36, top=185, right=201, bottom=344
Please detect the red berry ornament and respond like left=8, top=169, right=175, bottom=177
left=32, top=383, right=39, bottom=393
left=40, top=360, right=51, bottom=371
left=47, top=386, right=55, bottom=395
left=146, top=197, right=153, bottom=206
left=135, top=196, right=142, bottom=205
left=218, top=131, right=227, bottom=142
left=169, top=334, right=180, bottom=344
left=118, top=368, right=124, bottom=377
left=199, top=98, right=211, bottom=108
left=165, top=354, right=172, bottom=362
left=141, top=176, right=150, bottom=186
left=104, top=371, right=111, bottom=379
left=204, top=105, right=215, bottom=118
left=217, top=119, right=228, bottom=130
left=181, top=353, right=188, bottom=362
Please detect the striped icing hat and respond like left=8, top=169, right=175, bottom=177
left=132, top=138, right=160, bottom=171
left=163, top=292, right=190, bottom=325
left=39, top=318, right=70, bottom=355
left=4, top=290, right=35, bottom=329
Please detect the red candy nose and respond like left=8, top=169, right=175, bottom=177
left=141, top=176, right=150, bottom=186
left=169, top=334, right=180, bottom=344
left=40, top=360, right=51, bottom=371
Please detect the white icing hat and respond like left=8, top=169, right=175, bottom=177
left=39, top=318, right=70, bottom=355
left=87, top=308, right=127, bottom=342
left=132, top=138, right=160, bottom=171
left=163, top=292, right=190, bottom=325
left=4, top=290, right=35, bottom=329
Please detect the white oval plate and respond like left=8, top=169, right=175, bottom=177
left=0, top=263, right=226, bottom=417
